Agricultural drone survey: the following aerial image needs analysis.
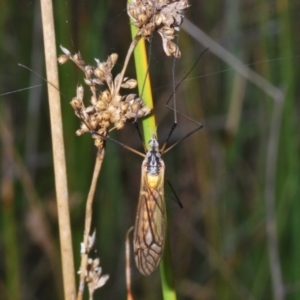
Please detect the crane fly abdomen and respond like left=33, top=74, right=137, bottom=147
left=133, top=135, right=166, bottom=276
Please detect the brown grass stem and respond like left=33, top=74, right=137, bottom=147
left=40, top=0, right=76, bottom=298
left=264, top=99, right=285, bottom=300
left=114, top=35, right=141, bottom=97
left=125, top=227, right=134, bottom=300
left=182, top=19, right=284, bottom=104
left=77, top=148, right=105, bottom=300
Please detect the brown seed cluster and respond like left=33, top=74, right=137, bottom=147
left=78, top=231, right=109, bottom=295
left=85, top=258, right=109, bottom=295
left=127, top=0, right=189, bottom=58
left=58, top=46, right=151, bottom=148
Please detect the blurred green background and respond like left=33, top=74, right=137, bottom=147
left=1, top=0, right=300, bottom=299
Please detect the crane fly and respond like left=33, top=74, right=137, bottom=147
left=133, top=134, right=166, bottom=276
left=125, top=51, right=207, bottom=276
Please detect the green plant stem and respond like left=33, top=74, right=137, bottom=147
left=160, top=231, right=177, bottom=300
left=128, top=2, right=177, bottom=299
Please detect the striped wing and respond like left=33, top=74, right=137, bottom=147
left=133, top=160, right=166, bottom=276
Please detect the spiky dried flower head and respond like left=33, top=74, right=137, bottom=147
left=127, top=0, right=189, bottom=58
left=85, top=258, right=109, bottom=295
left=78, top=231, right=109, bottom=296
left=58, top=46, right=151, bottom=148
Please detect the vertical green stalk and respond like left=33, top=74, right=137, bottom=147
left=128, top=2, right=177, bottom=299
left=129, top=23, right=156, bottom=142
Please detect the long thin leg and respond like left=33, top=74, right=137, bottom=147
left=132, top=120, right=147, bottom=152
left=165, top=48, right=209, bottom=106
left=160, top=53, right=179, bottom=153
left=166, top=178, right=183, bottom=208
left=161, top=50, right=208, bottom=154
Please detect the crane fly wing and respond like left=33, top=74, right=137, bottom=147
left=133, top=160, right=166, bottom=276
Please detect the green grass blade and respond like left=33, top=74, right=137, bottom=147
left=128, top=2, right=177, bottom=298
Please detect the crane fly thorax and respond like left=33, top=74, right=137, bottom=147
left=144, top=134, right=162, bottom=177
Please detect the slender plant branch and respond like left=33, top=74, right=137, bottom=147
left=182, top=18, right=284, bottom=103
left=40, top=0, right=76, bottom=299
left=77, top=148, right=105, bottom=300
left=126, top=227, right=134, bottom=300
left=265, top=99, right=285, bottom=300
left=114, top=35, right=141, bottom=97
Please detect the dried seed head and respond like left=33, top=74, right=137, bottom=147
left=90, top=95, right=97, bottom=106
left=101, top=90, right=111, bottom=103
left=84, top=78, right=94, bottom=86
left=107, top=53, right=118, bottom=69
left=102, top=120, right=110, bottom=128
left=58, top=54, right=69, bottom=64
left=110, top=113, right=120, bottom=123
left=121, top=102, right=129, bottom=112
left=107, top=104, right=116, bottom=114
left=60, top=45, right=71, bottom=56
left=92, top=78, right=103, bottom=85
left=59, top=47, right=151, bottom=149
left=102, top=112, right=111, bottom=121
left=160, top=36, right=181, bottom=58
left=85, top=66, right=94, bottom=78
left=70, top=98, right=83, bottom=110
left=94, top=68, right=105, bottom=81
left=95, top=113, right=103, bottom=122
left=73, top=53, right=85, bottom=66
left=121, top=78, right=137, bottom=89
left=96, top=100, right=106, bottom=111
left=127, top=0, right=189, bottom=57
left=131, top=102, right=140, bottom=113
left=76, top=86, right=84, bottom=100
left=115, top=121, right=125, bottom=130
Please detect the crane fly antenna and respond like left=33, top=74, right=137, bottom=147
left=18, top=63, right=69, bottom=100
left=0, top=84, right=43, bottom=97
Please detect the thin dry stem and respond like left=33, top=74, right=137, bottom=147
left=182, top=19, right=284, bottom=103
left=114, top=35, right=141, bottom=97
left=126, top=227, right=134, bottom=300
left=77, top=148, right=105, bottom=300
left=265, top=99, right=285, bottom=300
left=40, top=0, right=76, bottom=298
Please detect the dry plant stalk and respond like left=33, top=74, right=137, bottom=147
left=57, top=0, right=189, bottom=297
left=40, top=0, right=76, bottom=298
left=125, top=227, right=134, bottom=300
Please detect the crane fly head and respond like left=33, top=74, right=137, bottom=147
left=148, top=134, right=159, bottom=151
